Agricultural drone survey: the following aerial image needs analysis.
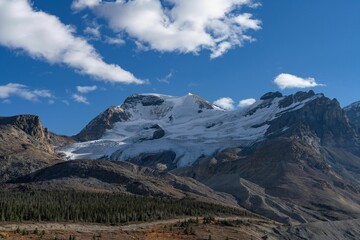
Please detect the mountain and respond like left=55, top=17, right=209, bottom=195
left=0, top=115, right=73, bottom=182
left=60, top=91, right=359, bottom=164
left=345, top=101, right=360, bottom=133
left=62, top=93, right=224, bottom=166
left=59, top=91, right=360, bottom=223
left=60, top=91, right=328, bottom=166
left=174, top=92, right=360, bottom=223
left=73, top=94, right=216, bottom=142
left=0, top=114, right=244, bottom=213
left=3, top=91, right=360, bottom=225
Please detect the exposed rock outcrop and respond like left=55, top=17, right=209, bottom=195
left=260, top=91, right=283, bottom=100
left=267, top=93, right=359, bottom=150
left=0, top=115, right=65, bottom=182
left=73, top=106, right=131, bottom=141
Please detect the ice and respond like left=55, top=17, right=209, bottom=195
left=58, top=93, right=321, bottom=167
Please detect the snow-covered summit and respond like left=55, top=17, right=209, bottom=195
left=344, top=101, right=360, bottom=111
left=60, top=91, right=323, bottom=167
left=121, top=93, right=218, bottom=121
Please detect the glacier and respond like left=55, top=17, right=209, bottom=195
left=59, top=92, right=322, bottom=167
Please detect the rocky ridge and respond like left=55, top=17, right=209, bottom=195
left=0, top=115, right=72, bottom=182
left=10, top=159, right=240, bottom=208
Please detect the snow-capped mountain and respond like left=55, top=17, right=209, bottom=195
left=4, top=91, right=360, bottom=224
left=60, top=91, right=329, bottom=167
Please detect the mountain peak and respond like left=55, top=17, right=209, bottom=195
left=260, top=91, right=283, bottom=100
left=0, top=115, right=47, bottom=140
left=0, top=115, right=65, bottom=181
left=278, top=90, right=319, bottom=108
left=344, top=100, right=360, bottom=111
left=122, top=93, right=215, bottom=110
left=75, top=93, right=217, bottom=142
left=123, top=94, right=165, bottom=108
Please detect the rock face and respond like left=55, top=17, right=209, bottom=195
left=123, top=94, right=166, bottom=108
left=126, top=151, right=177, bottom=171
left=74, top=106, right=131, bottom=142
left=0, top=115, right=69, bottom=182
left=260, top=91, right=283, bottom=100
left=267, top=92, right=359, bottom=150
left=344, top=100, right=360, bottom=133
left=0, top=115, right=48, bottom=140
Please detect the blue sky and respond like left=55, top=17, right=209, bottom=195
left=0, top=0, right=359, bottom=135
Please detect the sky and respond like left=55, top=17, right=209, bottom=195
left=0, top=0, right=359, bottom=135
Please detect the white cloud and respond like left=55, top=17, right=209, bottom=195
left=0, top=0, right=142, bottom=84
left=274, top=73, right=324, bottom=90
left=32, top=89, right=53, bottom=98
left=76, top=85, right=98, bottom=93
left=0, top=83, right=53, bottom=101
left=90, top=0, right=261, bottom=58
left=84, top=26, right=101, bottom=40
left=239, top=98, right=256, bottom=107
left=72, top=0, right=101, bottom=10
left=213, top=97, right=235, bottom=110
left=233, top=13, right=262, bottom=31
left=72, top=94, right=89, bottom=104
left=104, top=35, right=126, bottom=46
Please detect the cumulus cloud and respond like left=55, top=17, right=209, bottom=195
left=239, top=98, right=256, bottom=107
left=274, top=73, right=324, bottom=90
left=72, top=94, right=89, bottom=104
left=76, top=85, right=98, bottom=93
left=86, top=0, right=261, bottom=58
left=0, top=83, right=53, bottom=101
left=0, top=0, right=142, bottom=84
left=213, top=97, right=235, bottom=110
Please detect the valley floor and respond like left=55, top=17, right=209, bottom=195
left=0, top=216, right=280, bottom=240
left=2, top=217, right=360, bottom=240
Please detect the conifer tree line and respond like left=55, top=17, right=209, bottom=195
left=0, top=190, right=248, bottom=224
